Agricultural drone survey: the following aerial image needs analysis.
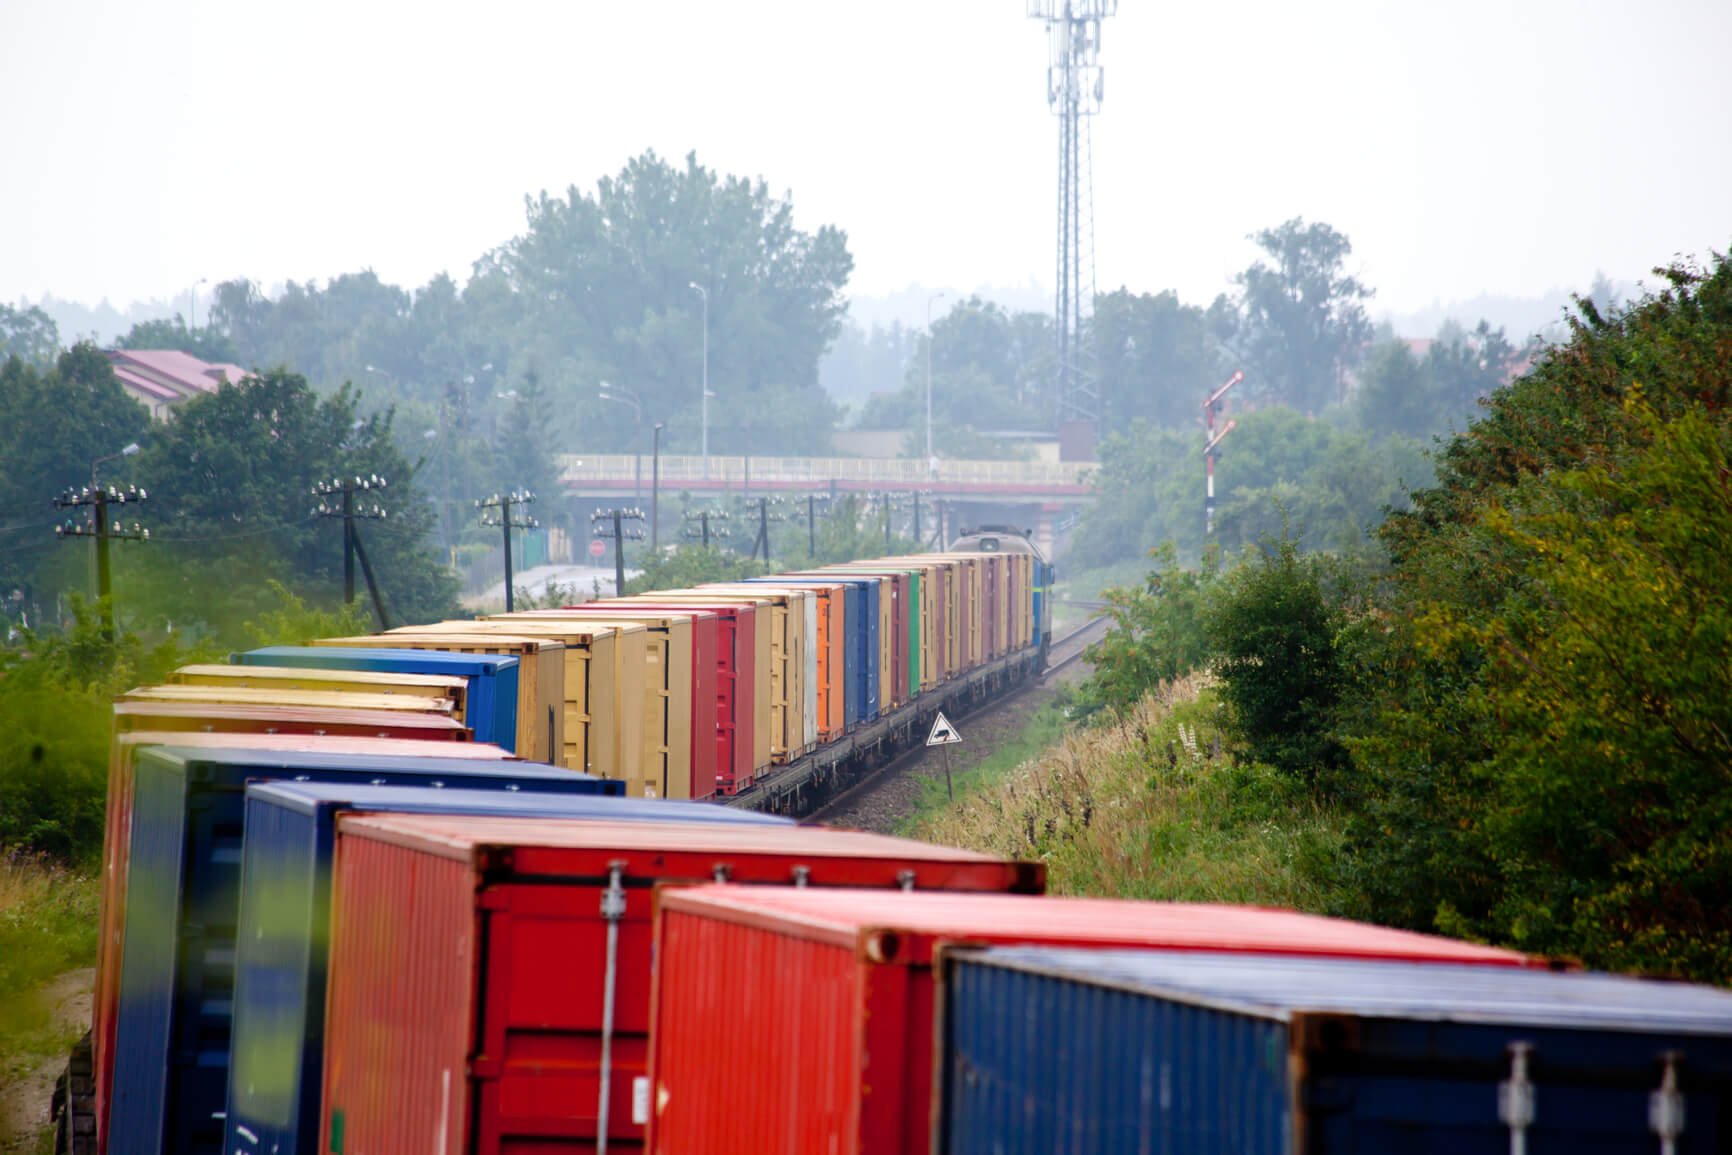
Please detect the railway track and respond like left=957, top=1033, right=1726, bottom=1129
left=807, top=616, right=1108, bottom=824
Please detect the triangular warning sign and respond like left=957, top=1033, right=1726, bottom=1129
left=926, top=711, right=962, bottom=746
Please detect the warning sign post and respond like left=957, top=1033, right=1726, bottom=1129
left=927, top=711, right=962, bottom=801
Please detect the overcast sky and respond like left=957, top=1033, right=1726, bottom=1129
left=4, top=0, right=1727, bottom=323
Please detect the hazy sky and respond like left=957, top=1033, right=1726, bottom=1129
left=4, top=0, right=1727, bottom=321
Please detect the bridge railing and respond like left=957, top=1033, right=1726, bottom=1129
left=556, top=454, right=1098, bottom=489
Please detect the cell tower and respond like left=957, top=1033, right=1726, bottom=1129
left=1028, top=0, right=1115, bottom=436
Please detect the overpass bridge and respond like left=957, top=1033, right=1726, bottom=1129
left=557, top=453, right=1098, bottom=553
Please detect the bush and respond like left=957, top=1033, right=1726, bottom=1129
left=1075, top=544, right=1218, bottom=714
left=1204, top=534, right=1348, bottom=781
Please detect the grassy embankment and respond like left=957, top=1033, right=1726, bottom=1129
left=904, top=675, right=1353, bottom=911
left=0, top=855, right=98, bottom=1151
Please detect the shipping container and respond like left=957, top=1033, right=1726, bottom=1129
left=167, top=663, right=468, bottom=719
left=697, top=585, right=810, bottom=763
left=92, top=731, right=513, bottom=1154
left=313, top=633, right=566, bottom=762
left=109, top=700, right=472, bottom=742
left=646, top=888, right=1531, bottom=1155
left=109, top=747, right=615, bottom=1155
left=524, top=608, right=715, bottom=799
left=385, top=620, right=643, bottom=787
left=234, top=646, right=520, bottom=750
left=940, top=946, right=1732, bottom=1155
left=877, top=557, right=951, bottom=684
left=743, top=579, right=845, bottom=742
left=610, top=598, right=756, bottom=794
left=618, top=593, right=772, bottom=777
left=723, top=584, right=819, bottom=753
left=225, top=781, right=789, bottom=1155
left=471, top=615, right=663, bottom=796
left=772, top=574, right=874, bottom=727
left=117, top=683, right=458, bottom=717
left=827, top=566, right=917, bottom=703
left=321, top=816, right=1042, bottom=1155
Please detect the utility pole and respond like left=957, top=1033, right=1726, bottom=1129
left=591, top=508, right=646, bottom=596
left=53, top=483, right=149, bottom=641
left=477, top=490, right=538, bottom=612
left=683, top=508, right=728, bottom=548
left=314, top=475, right=391, bottom=626
left=1202, top=371, right=1243, bottom=537
left=752, top=497, right=770, bottom=564
left=650, top=421, right=665, bottom=551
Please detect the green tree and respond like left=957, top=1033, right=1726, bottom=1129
left=1077, top=544, right=1219, bottom=714
left=0, top=304, right=60, bottom=367
left=116, top=316, right=239, bottom=363
left=127, top=370, right=457, bottom=635
left=1235, top=219, right=1372, bottom=413
left=1204, top=533, right=1348, bottom=782
left=1093, top=288, right=1226, bottom=428
left=0, top=345, right=152, bottom=617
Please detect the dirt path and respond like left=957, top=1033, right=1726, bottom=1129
left=2, top=967, right=92, bottom=1153
left=820, top=660, right=1089, bottom=834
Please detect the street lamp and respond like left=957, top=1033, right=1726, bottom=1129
left=926, top=291, right=948, bottom=472
left=188, top=277, right=208, bottom=329
left=651, top=421, right=666, bottom=550
left=92, top=442, right=140, bottom=488
left=597, top=381, right=644, bottom=427
left=688, top=282, right=710, bottom=479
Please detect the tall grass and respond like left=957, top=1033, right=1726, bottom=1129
left=906, top=676, right=1356, bottom=913
left=0, top=852, right=98, bottom=1093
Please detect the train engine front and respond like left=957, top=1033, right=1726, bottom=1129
left=946, top=524, right=1054, bottom=663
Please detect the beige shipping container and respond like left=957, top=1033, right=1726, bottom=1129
left=314, top=632, right=566, bottom=766
left=118, top=684, right=456, bottom=717
left=610, top=592, right=776, bottom=777
left=494, top=611, right=687, bottom=799
left=167, top=664, right=469, bottom=720
left=718, top=585, right=819, bottom=757
left=399, top=619, right=646, bottom=793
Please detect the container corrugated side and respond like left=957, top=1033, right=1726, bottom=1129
left=106, top=749, right=614, bottom=1155
left=320, top=815, right=1042, bottom=1155
left=646, top=887, right=1530, bottom=1155
left=225, top=782, right=788, bottom=1155
left=92, top=721, right=487, bottom=1152
left=941, top=946, right=1732, bottom=1155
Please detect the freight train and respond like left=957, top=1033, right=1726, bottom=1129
left=60, top=542, right=1732, bottom=1155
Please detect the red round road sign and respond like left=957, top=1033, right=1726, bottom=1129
left=588, top=538, right=607, bottom=559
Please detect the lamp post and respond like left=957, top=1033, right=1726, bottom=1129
left=188, top=277, right=207, bottom=329
left=689, top=282, right=710, bottom=478
left=926, top=291, right=947, bottom=472
left=651, top=422, right=665, bottom=550
left=92, top=442, right=140, bottom=489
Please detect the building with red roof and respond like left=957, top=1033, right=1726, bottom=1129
left=106, top=349, right=249, bottom=419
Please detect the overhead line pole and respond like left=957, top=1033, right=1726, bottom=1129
left=315, top=475, right=388, bottom=616
left=53, top=483, right=150, bottom=641
left=478, top=490, right=538, bottom=612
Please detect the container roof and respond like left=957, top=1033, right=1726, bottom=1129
left=241, top=646, right=520, bottom=671
left=112, top=699, right=470, bottom=730
left=657, top=886, right=1531, bottom=967
left=247, top=780, right=792, bottom=824
left=138, top=745, right=574, bottom=780
left=339, top=813, right=1014, bottom=864
left=970, top=946, right=1732, bottom=1035
left=115, top=731, right=514, bottom=759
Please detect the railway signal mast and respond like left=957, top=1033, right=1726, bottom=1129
left=1029, top=0, right=1116, bottom=444
left=1203, top=371, right=1243, bottom=537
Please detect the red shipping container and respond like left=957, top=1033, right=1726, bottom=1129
left=320, top=816, right=1042, bottom=1155
left=646, top=887, right=1534, bottom=1155
left=612, top=599, right=755, bottom=794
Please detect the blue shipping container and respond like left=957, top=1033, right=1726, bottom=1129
left=941, top=946, right=1732, bottom=1155
left=110, top=747, right=619, bottom=1155
left=226, top=781, right=790, bottom=1155
left=233, top=645, right=520, bottom=751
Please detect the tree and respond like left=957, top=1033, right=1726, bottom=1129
left=1076, top=544, right=1219, bottom=714
left=1092, top=289, right=1226, bottom=428
left=0, top=303, right=60, bottom=367
left=472, top=150, right=853, bottom=455
left=116, top=315, right=239, bottom=363
left=126, top=370, right=457, bottom=635
left=0, top=345, right=152, bottom=619
left=1235, top=219, right=1372, bottom=413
